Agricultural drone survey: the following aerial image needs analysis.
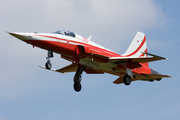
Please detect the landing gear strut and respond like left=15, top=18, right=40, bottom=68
left=45, top=50, right=53, bottom=70
left=73, top=66, right=86, bottom=92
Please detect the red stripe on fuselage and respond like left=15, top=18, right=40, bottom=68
left=26, top=40, right=76, bottom=56
left=32, top=34, right=122, bottom=57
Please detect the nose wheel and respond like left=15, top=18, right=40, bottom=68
left=45, top=50, right=53, bottom=70
left=45, top=61, right=52, bottom=69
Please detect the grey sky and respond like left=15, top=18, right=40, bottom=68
left=0, top=0, right=179, bottom=120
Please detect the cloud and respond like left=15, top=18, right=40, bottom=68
left=1, top=1, right=178, bottom=120
left=0, top=0, right=167, bottom=103
left=160, top=106, right=180, bottom=118
left=1, top=0, right=166, bottom=39
left=0, top=115, right=8, bottom=120
left=42, top=0, right=165, bottom=29
left=39, top=0, right=167, bottom=52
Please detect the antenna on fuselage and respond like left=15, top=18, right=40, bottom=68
left=87, top=35, right=92, bottom=41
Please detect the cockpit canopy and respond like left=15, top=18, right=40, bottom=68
left=52, top=30, right=75, bottom=38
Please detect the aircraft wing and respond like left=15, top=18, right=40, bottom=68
left=140, top=73, right=171, bottom=79
left=40, top=63, right=104, bottom=74
left=39, top=63, right=78, bottom=73
left=56, top=63, right=78, bottom=73
left=84, top=68, right=104, bottom=74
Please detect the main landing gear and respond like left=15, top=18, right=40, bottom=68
left=73, top=66, right=86, bottom=92
left=123, top=74, right=131, bottom=85
left=45, top=50, right=53, bottom=70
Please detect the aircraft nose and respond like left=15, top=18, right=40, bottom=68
left=9, top=32, right=29, bottom=40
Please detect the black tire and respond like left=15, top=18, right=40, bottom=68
left=73, top=82, right=82, bottom=92
left=45, top=61, right=52, bottom=69
left=123, top=75, right=131, bottom=85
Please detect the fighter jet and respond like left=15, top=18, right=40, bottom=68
left=9, top=30, right=171, bottom=92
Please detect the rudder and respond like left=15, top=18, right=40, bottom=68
left=123, top=31, right=149, bottom=66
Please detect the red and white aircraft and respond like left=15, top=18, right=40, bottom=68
left=9, top=30, right=171, bottom=92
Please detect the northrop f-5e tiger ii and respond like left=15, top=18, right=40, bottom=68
left=9, top=30, right=171, bottom=92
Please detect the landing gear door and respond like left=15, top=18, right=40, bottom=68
left=126, top=68, right=132, bottom=77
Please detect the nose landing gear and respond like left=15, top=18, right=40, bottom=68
left=45, top=50, right=53, bottom=70
left=45, top=61, right=52, bottom=70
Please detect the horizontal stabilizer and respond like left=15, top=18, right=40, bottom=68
left=142, top=52, right=169, bottom=60
left=141, top=73, right=171, bottom=78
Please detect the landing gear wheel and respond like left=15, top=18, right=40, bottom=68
left=123, top=75, right=131, bottom=85
left=45, top=61, right=52, bottom=70
left=73, top=66, right=86, bottom=92
left=73, top=82, right=82, bottom=92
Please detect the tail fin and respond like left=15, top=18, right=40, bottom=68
left=123, top=31, right=149, bottom=66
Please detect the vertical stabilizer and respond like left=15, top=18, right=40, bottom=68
left=123, top=31, right=148, bottom=66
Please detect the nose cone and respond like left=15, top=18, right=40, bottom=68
left=9, top=32, right=29, bottom=40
